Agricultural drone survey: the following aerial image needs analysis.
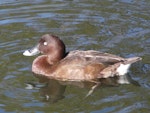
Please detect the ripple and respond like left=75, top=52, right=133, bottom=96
left=0, top=0, right=149, bottom=112
left=115, top=102, right=150, bottom=113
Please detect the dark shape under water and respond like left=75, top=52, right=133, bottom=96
left=25, top=74, right=140, bottom=102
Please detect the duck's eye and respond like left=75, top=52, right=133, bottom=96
left=43, top=42, right=48, bottom=46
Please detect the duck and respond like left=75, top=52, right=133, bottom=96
left=23, top=34, right=142, bottom=82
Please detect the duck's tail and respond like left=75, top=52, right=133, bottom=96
left=98, top=56, right=142, bottom=78
left=123, top=57, right=142, bottom=64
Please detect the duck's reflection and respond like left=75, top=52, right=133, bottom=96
left=39, top=79, right=66, bottom=103
left=25, top=74, right=139, bottom=103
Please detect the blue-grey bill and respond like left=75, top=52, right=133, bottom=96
left=23, top=45, right=40, bottom=56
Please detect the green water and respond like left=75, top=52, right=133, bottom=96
left=0, top=0, right=150, bottom=113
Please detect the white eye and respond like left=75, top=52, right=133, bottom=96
left=43, top=42, right=48, bottom=45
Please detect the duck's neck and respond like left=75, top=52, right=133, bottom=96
left=47, top=50, right=66, bottom=65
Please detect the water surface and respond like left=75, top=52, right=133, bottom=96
left=0, top=0, right=150, bottom=113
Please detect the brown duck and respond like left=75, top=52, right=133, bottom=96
left=23, top=34, right=142, bottom=82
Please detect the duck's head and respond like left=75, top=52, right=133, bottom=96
left=23, top=34, right=66, bottom=61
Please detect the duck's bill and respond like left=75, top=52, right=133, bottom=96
left=23, top=45, right=40, bottom=56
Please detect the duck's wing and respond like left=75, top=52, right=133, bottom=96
left=52, top=50, right=123, bottom=80
left=67, top=50, right=125, bottom=64
left=51, top=50, right=141, bottom=81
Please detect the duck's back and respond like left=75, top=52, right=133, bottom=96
left=50, top=50, right=129, bottom=81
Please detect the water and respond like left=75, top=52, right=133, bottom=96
left=0, top=0, right=150, bottom=112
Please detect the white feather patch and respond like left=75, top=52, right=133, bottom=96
left=116, top=64, right=131, bottom=75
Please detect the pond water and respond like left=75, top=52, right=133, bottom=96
left=0, top=0, right=150, bottom=113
